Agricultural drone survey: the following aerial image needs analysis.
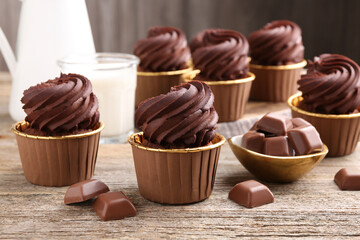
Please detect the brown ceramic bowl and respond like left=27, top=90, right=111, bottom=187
left=128, top=132, right=226, bottom=204
left=288, top=93, right=360, bottom=157
left=249, top=60, right=307, bottom=102
left=228, top=134, right=328, bottom=183
left=181, top=70, right=255, bottom=123
left=11, top=121, right=104, bottom=187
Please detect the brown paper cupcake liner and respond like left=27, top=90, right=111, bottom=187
left=182, top=70, right=255, bottom=123
left=128, top=132, right=226, bottom=204
left=135, top=67, right=192, bottom=108
left=11, top=121, right=104, bottom=186
left=250, top=60, right=307, bottom=102
left=288, top=93, right=360, bottom=157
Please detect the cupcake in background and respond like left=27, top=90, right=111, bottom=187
left=288, top=54, right=360, bottom=156
left=248, top=20, right=306, bottom=102
left=11, top=73, right=104, bottom=186
left=129, top=80, right=225, bottom=204
left=133, top=26, right=192, bottom=107
left=183, top=29, right=255, bottom=122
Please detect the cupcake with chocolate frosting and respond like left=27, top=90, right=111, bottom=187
left=129, top=81, right=225, bottom=204
left=11, top=73, right=104, bottom=186
left=183, top=29, right=255, bottom=122
left=21, top=73, right=100, bottom=136
left=248, top=20, right=307, bottom=102
left=288, top=54, right=360, bottom=156
left=136, top=81, right=218, bottom=149
left=134, top=26, right=192, bottom=107
left=191, top=29, right=249, bottom=80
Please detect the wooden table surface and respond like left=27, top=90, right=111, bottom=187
left=1, top=73, right=360, bottom=239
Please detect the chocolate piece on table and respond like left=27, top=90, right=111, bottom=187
left=288, top=126, right=323, bottom=155
left=229, top=180, right=274, bottom=208
left=264, top=136, right=293, bottom=156
left=257, top=112, right=293, bottom=136
left=291, top=118, right=311, bottom=128
left=93, top=192, right=137, bottom=221
left=241, top=131, right=265, bottom=153
left=64, top=179, right=110, bottom=205
left=334, top=168, right=360, bottom=190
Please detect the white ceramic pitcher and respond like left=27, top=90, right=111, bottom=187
left=0, top=0, right=95, bottom=121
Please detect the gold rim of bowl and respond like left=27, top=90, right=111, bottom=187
left=250, top=59, right=307, bottom=70
left=288, top=93, right=360, bottom=119
left=11, top=121, right=105, bottom=140
left=128, top=132, right=226, bottom=153
left=228, top=135, right=329, bottom=160
left=182, top=69, right=255, bottom=85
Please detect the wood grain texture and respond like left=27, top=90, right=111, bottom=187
left=1, top=0, right=360, bottom=71
left=0, top=74, right=360, bottom=238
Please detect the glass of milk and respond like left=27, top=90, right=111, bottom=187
left=58, top=53, right=139, bottom=143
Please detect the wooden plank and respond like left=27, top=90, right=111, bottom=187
left=1, top=139, right=360, bottom=238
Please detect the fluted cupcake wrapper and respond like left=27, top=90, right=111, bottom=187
left=135, top=67, right=192, bottom=108
left=182, top=70, right=255, bottom=123
left=129, top=132, right=225, bottom=204
left=250, top=60, right=307, bottom=102
left=288, top=94, right=360, bottom=157
left=11, top=121, right=104, bottom=186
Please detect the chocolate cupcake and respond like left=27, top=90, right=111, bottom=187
left=183, top=29, right=255, bottom=122
left=128, top=81, right=225, bottom=204
left=248, top=20, right=307, bottom=102
left=11, top=73, right=104, bottom=186
left=133, top=26, right=192, bottom=107
left=288, top=54, right=360, bottom=156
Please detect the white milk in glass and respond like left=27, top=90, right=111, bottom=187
left=58, top=53, right=139, bottom=143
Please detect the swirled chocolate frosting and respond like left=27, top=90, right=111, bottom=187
left=248, top=20, right=304, bottom=66
left=135, top=81, right=218, bottom=148
left=298, top=54, right=360, bottom=114
left=189, top=30, right=206, bottom=53
left=21, top=73, right=100, bottom=136
left=133, top=26, right=191, bottom=72
left=190, top=29, right=249, bottom=80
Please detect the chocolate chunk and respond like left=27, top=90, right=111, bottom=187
left=64, top=179, right=110, bottom=205
left=257, top=112, right=292, bottom=136
left=257, top=130, right=277, bottom=138
left=241, top=131, right=265, bottom=153
left=334, top=168, right=360, bottom=190
left=229, top=180, right=274, bottom=208
left=288, top=126, right=323, bottom=155
left=242, top=113, right=324, bottom=157
left=93, top=192, right=137, bottom=221
left=264, top=136, right=293, bottom=156
left=291, top=118, right=311, bottom=128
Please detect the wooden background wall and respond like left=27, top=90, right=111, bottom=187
left=0, top=0, right=359, bottom=72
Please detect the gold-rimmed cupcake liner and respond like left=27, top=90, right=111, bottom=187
left=128, top=132, right=226, bottom=204
left=288, top=93, right=360, bottom=157
left=11, top=121, right=104, bottom=186
left=135, top=67, right=193, bottom=108
left=250, top=59, right=307, bottom=102
left=228, top=135, right=328, bottom=183
left=181, top=70, right=255, bottom=123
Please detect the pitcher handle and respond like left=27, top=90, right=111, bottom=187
left=0, top=28, right=16, bottom=78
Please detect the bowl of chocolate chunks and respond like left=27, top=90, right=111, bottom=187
left=228, top=112, right=328, bottom=183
